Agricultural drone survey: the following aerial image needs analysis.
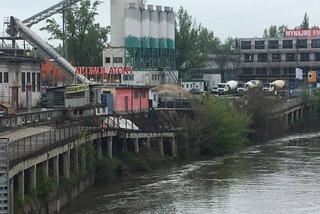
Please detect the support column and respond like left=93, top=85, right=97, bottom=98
left=134, top=138, right=139, bottom=154
left=81, top=148, right=86, bottom=170
left=295, top=109, right=299, bottom=121
left=158, top=138, right=164, bottom=157
left=146, top=137, right=151, bottom=150
left=63, top=150, right=70, bottom=178
left=291, top=111, right=294, bottom=124
left=30, top=165, right=37, bottom=191
left=42, top=160, right=49, bottom=177
left=74, top=148, right=79, bottom=174
left=53, top=156, right=59, bottom=185
left=107, top=137, right=113, bottom=158
left=301, top=107, right=304, bottom=119
left=18, top=171, right=25, bottom=202
left=285, top=114, right=289, bottom=128
left=122, top=138, right=128, bottom=153
left=171, top=137, right=177, bottom=158
left=97, top=140, right=102, bottom=160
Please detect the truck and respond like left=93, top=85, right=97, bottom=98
left=217, top=80, right=238, bottom=95
left=268, top=80, right=286, bottom=93
left=236, top=82, right=246, bottom=94
left=245, top=80, right=262, bottom=91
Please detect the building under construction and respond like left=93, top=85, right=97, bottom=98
left=237, top=32, right=320, bottom=88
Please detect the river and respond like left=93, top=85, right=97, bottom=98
left=62, top=133, right=320, bottom=214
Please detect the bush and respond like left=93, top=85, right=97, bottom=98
left=195, top=97, right=250, bottom=156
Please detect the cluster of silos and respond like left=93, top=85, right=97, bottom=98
left=120, top=2, right=175, bottom=70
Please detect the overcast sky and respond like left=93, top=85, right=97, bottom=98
left=1, top=0, right=320, bottom=43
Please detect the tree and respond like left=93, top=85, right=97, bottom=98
left=300, top=13, right=309, bottom=30
left=41, top=0, right=110, bottom=66
left=263, top=25, right=287, bottom=38
left=195, top=97, right=250, bottom=156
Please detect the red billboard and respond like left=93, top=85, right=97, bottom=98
left=285, top=29, right=320, bottom=37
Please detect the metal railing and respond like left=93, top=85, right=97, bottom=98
left=8, top=114, right=175, bottom=163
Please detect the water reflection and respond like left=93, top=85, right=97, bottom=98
left=63, top=134, right=320, bottom=214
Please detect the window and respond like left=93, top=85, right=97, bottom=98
left=300, top=53, right=310, bottom=62
left=37, top=73, right=40, bottom=91
left=27, top=72, right=31, bottom=83
left=268, top=40, right=279, bottom=49
left=242, top=68, right=253, bottom=75
left=258, top=53, right=268, bottom=62
left=296, top=39, right=307, bottom=48
left=244, top=54, right=254, bottom=62
left=315, top=53, right=320, bottom=61
left=22, top=72, right=25, bottom=92
left=105, top=57, right=111, bottom=63
left=32, top=73, right=36, bottom=91
left=283, top=40, right=293, bottom=49
left=272, top=53, right=281, bottom=62
left=256, top=68, right=267, bottom=75
left=311, top=39, right=320, bottom=48
left=134, top=91, right=139, bottom=99
left=113, top=57, right=123, bottom=63
left=0, top=72, right=2, bottom=83
left=271, top=68, right=280, bottom=75
left=123, top=74, right=134, bottom=81
left=255, top=40, right=265, bottom=49
left=241, top=41, right=251, bottom=50
left=4, top=72, right=8, bottom=83
left=286, top=53, right=295, bottom=62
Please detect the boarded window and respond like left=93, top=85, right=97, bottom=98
left=22, top=73, right=25, bottom=92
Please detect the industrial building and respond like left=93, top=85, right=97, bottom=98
left=103, top=0, right=178, bottom=86
left=0, top=51, right=41, bottom=110
left=238, top=32, right=320, bottom=88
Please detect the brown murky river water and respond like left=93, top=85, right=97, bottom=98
left=62, top=133, right=320, bottom=214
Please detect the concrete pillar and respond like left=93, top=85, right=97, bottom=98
left=74, top=148, right=79, bottom=174
left=291, top=111, right=294, bottom=124
left=107, top=137, right=113, bottom=158
left=63, top=150, right=71, bottom=178
left=30, top=165, right=37, bottom=191
left=9, top=178, right=14, bottom=214
left=301, top=107, right=304, bottom=119
left=171, top=137, right=177, bottom=158
left=122, top=138, right=128, bottom=153
left=42, top=160, right=49, bottom=177
left=97, top=140, right=102, bottom=160
left=158, top=138, right=164, bottom=157
left=18, top=171, right=25, bottom=202
left=285, top=114, right=289, bottom=128
left=53, top=156, right=59, bottom=185
left=146, top=137, right=151, bottom=150
left=295, top=109, right=299, bottom=121
left=134, top=138, right=139, bottom=154
left=81, top=148, right=86, bottom=170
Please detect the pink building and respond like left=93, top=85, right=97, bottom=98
left=114, top=86, right=150, bottom=113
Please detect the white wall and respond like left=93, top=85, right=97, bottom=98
left=181, top=81, right=205, bottom=91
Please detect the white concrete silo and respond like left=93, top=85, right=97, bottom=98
left=141, top=5, right=151, bottom=48
left=158, top=6, right=167, bottom=49
left=124, top=3, right=141, bottom=48
left=166, top=7, right=175, bottom=49
left=110, top=0, right=143, bottom=47
left=149, top=5, right=159, bottom=49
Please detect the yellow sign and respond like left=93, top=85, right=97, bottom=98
left=66, top=84, right=89, bottom=94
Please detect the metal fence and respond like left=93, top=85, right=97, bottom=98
left=8, top=114, right=173, bottom=162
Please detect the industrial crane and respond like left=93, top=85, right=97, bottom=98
left=7, top=0, right=90, bottom=84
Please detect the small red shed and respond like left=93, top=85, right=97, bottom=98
left=114, top=86, right=150, bottom=113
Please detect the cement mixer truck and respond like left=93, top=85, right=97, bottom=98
left=245, top=80, right=262, bottom=91
left=217, top=80, right=238, bottom=95
left=268, top=80, right=286, bottom=94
